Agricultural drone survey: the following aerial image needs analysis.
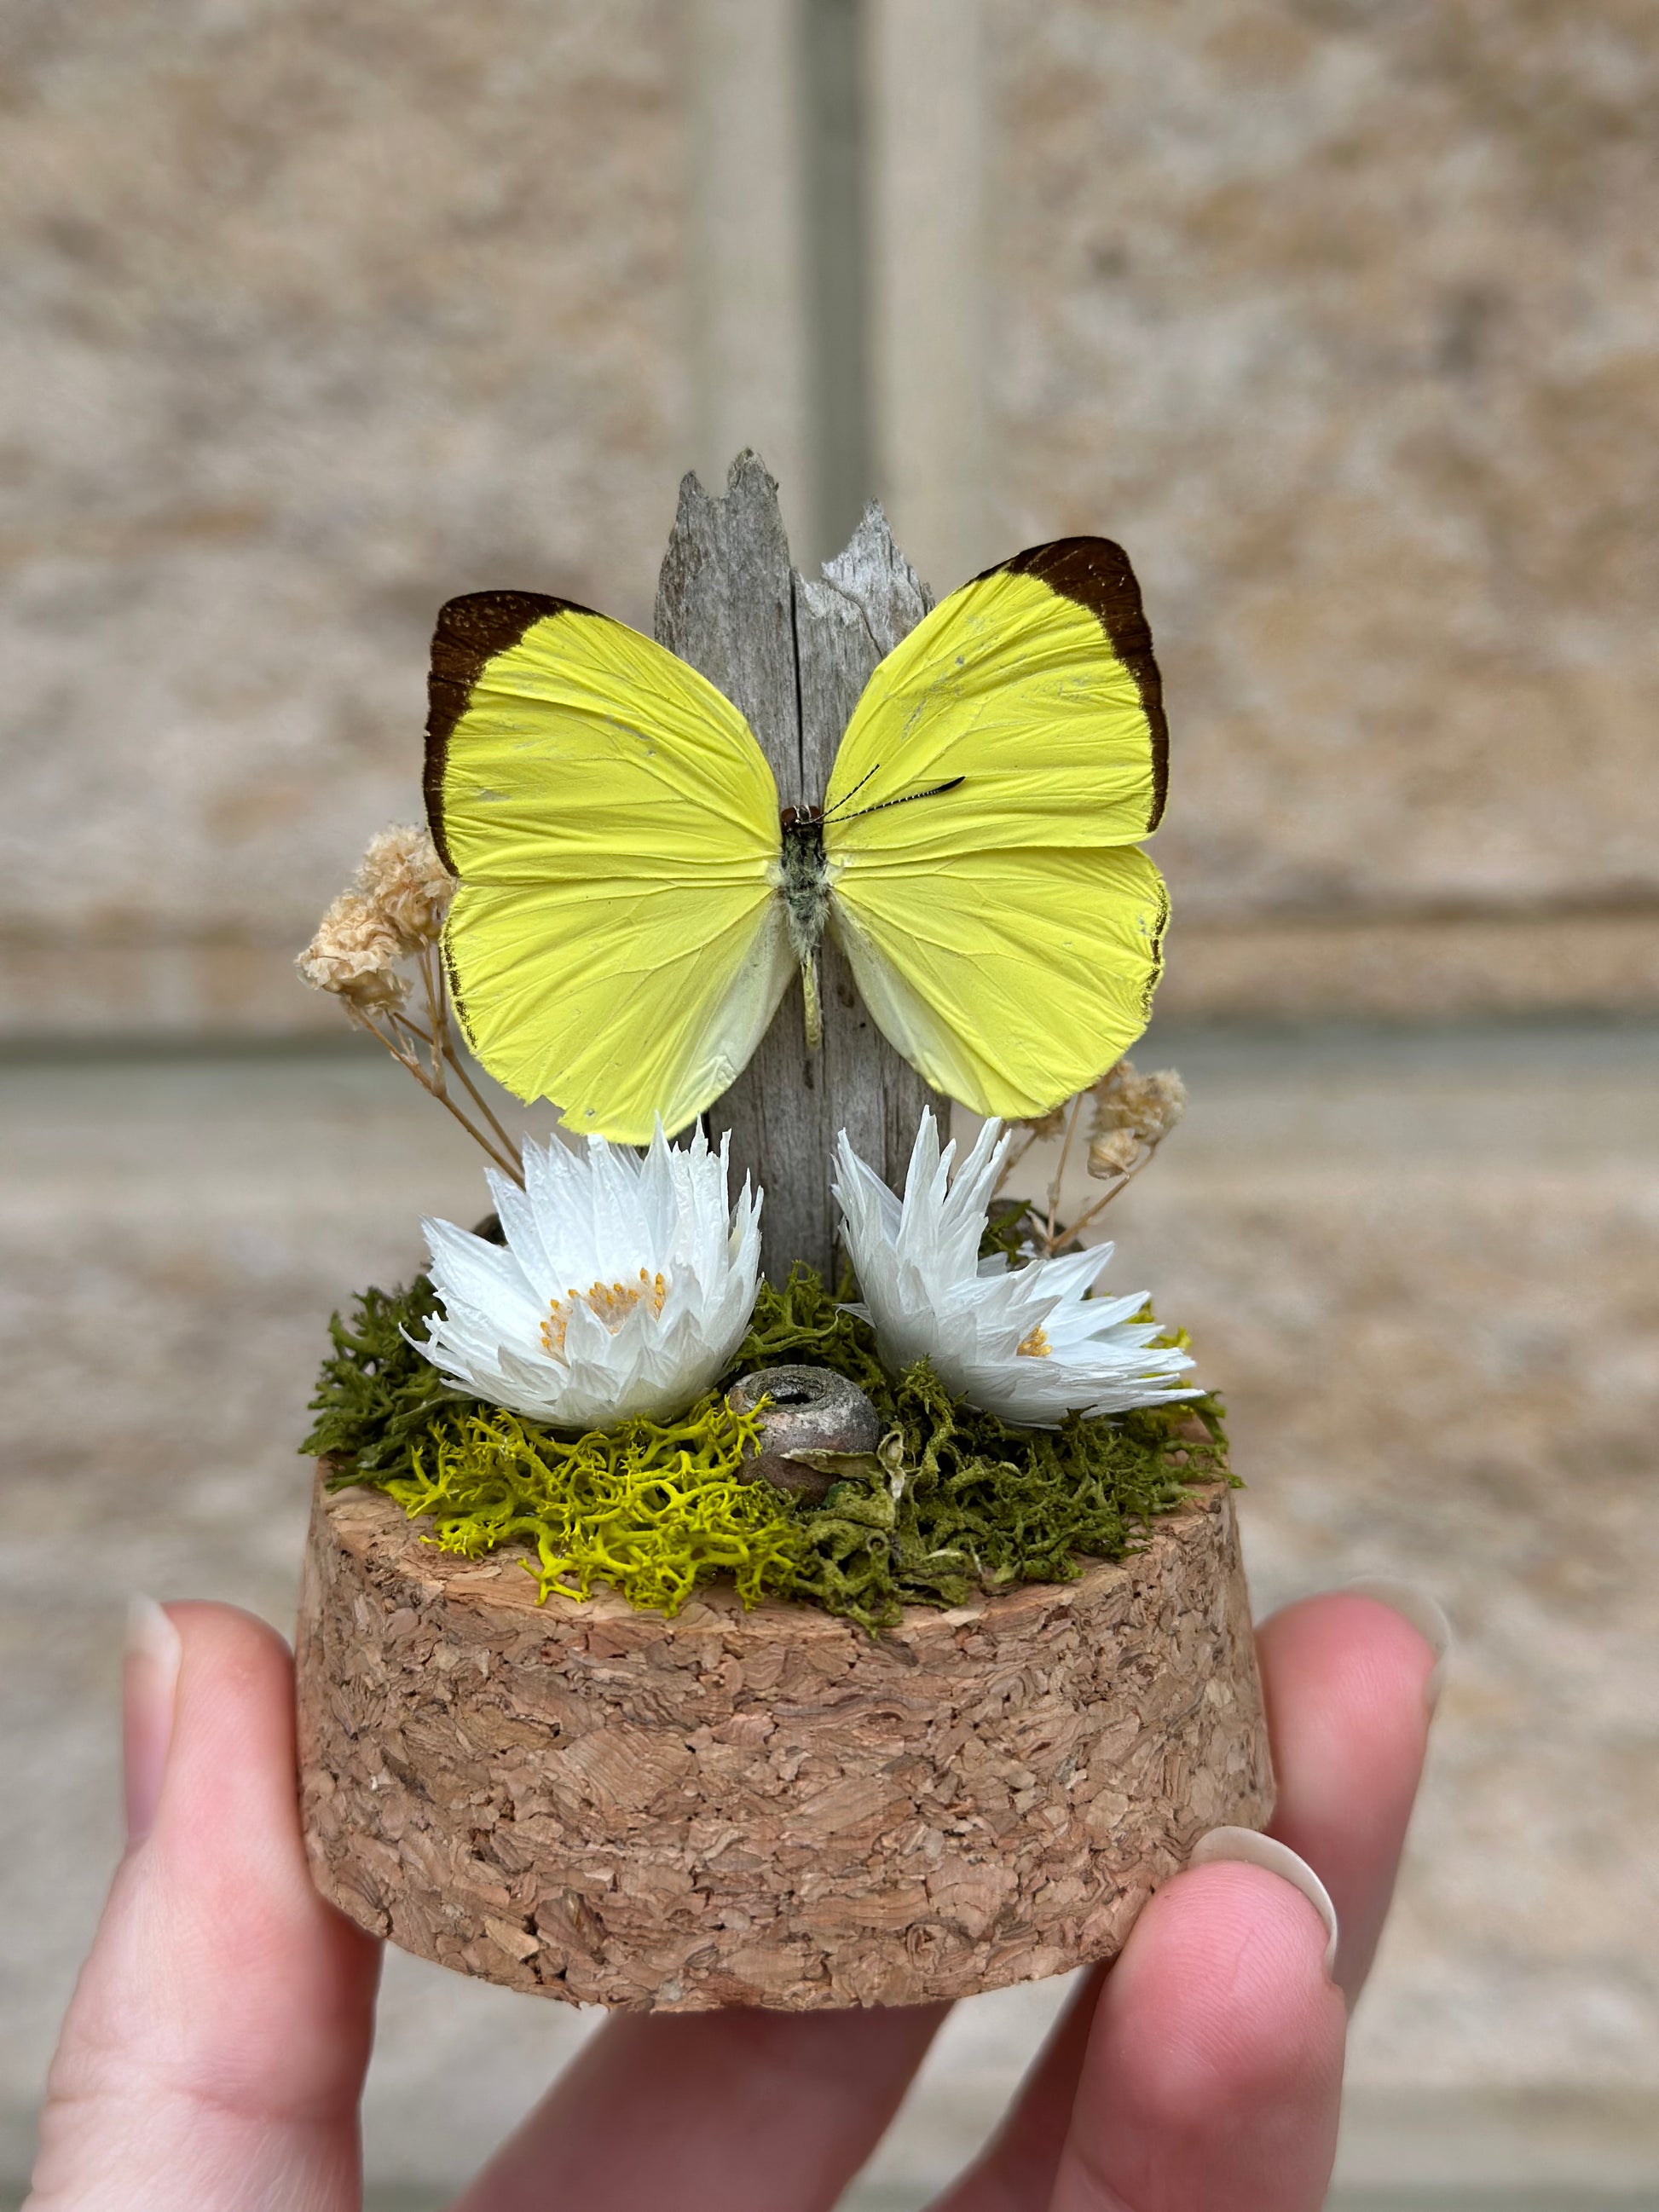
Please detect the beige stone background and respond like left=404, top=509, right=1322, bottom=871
left=3, top=1, right=1656, bottom=2206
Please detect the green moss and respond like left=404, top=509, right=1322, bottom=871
left=737, top=1268, right=1229, bottom=1630
left=302, top=1276, right=472, bottom=1479
left=303, top=1264, right=1230, bottom=1636
left=303, top=1291, right=806, bottom=1618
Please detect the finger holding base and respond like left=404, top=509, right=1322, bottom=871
left=932, top=1586, right=1441, bottom=2211
left=27, top=1603, right=381, bottom=2212
left=1047, top=1854, right=1345, bottom=2212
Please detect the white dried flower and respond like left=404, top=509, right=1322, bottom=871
left=833, top=1111, right=1199, bottom=1428
left=416, top=1125, right=762, bottom=1431
left=296, top=890, right=409, bottom=1011
left=356, top=823, right=453, bottom=951
left=1088, top=1128, right=1142, bottom=1180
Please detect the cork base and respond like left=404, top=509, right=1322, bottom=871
left=297, top=1469, right=1273, bottom=2011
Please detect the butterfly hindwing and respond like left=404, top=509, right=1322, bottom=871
left=822, top=539, right=1170, bottom=1118
left=425, top=593, right=790, bottom=1141
left=830, top=845, right=1168, bottom=1118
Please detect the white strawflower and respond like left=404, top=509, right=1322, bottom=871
left=833, top=1111, right=1200, bottom=1428
left=417, top=1125, right=762, bottom=1431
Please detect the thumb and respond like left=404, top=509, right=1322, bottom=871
left=27, top=1601, right=380, bottom=2212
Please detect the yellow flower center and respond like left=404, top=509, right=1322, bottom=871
left=1015, top=1323, right=1052, bottom=1359
left=540, top=1269, right=668, bottom=1360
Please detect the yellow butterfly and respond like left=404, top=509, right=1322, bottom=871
left=425, top=539, right=1170, bottom=1144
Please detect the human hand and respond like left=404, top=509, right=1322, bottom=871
left=26, top=1584, right=1442, bottom=2211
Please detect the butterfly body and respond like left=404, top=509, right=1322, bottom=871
left=777, top=804, right=832, bottom=967
left=775, top=805, right=833, bottom=1048
left=425, top=538, right=1171, bottom=1143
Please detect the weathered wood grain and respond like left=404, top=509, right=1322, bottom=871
left=654, top=450, right=946, bottom=1280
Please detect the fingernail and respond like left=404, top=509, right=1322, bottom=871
left=1190, top=1827, right=1339, bottom=1979
left=1342, top=1577, right=1453, bottom=1711
left=124, top=1597, right=182, bottom=1845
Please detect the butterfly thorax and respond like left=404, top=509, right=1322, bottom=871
left=774, top=805, right=835, bottom=1049
left=777, top=805, right=833, bottom=966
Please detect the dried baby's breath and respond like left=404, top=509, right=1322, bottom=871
left=1087, top=1128, right=1141, bottom=1181
left=298, top=891, right=409, bottom=1011
left=991, top=1055, right=1188, bottom=1256
left=298, top=825, right=520, bottom=1184
left=357, top=824, right=453, bottom=951
left=1090, top=1061, right=1187, bottom=1146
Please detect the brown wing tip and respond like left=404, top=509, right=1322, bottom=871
left=976, top=537, right=1170, bottom=834
left=422, top=589, right=593, bottom=872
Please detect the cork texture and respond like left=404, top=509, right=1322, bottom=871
left=297, top=1469, right=1272, bottom=2011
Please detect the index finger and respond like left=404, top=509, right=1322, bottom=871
left=929, top=1585, right=1442, bottom=2209
left=1257, top=1585, right=1446, bottom=2001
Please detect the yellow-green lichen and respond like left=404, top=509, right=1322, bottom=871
left=384, top=1397, right=801, bottom=1617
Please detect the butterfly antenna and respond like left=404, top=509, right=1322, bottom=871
left=841, top=775, right=965, bottom=823
left=818, top=765, right=880, bottom=823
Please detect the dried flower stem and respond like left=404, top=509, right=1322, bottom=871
left=426, top=966, right=522, bottom=1164
left=356, top=1002, right=524, bottom=1183
left=356, top=962, right=523, bottom=1186
left=1044, top=1092, right=1086, bottom=1247
left=445, top=1057, right=521, bottom=1170
left=992, top=1125, right=1044, bottom=1195
left=1043, top=1131, right=1170, bottom=1255
left=418, top=944, right=446, bottom=1070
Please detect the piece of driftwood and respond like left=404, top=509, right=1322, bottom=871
left=298, top=1466, right=1272, bottom=2011
left=655, top=450, right=947, bottom=1282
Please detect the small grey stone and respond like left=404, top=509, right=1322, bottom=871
left=727, top=1365, right=882, bottom=1500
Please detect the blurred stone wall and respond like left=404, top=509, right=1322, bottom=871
left=1, top=0, right=691, bottom=1035
left=6, top=0, right=1656, bottom=1036
left=979, top=0, right=1659, bottom=1020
